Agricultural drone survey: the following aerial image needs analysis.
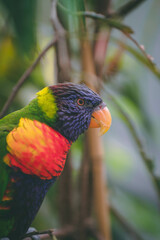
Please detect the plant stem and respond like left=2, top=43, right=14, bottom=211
left=81, top=36, right=112, bottom=240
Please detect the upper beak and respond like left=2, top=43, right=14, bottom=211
left=89, top=102, right=112, bottom=135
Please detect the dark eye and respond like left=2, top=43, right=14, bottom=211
left=77, top=98, right=85, bottom=106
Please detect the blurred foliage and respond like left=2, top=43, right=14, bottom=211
left=0, top=0, right=44, bottom=113
left=0, top=0, right=160, bottom=240
left=57, top=0, right=85, bottom=33
left=1, top=0, right=37, bottom=53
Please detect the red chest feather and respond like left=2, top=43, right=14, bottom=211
left=4, top=118, right=71, bottom=179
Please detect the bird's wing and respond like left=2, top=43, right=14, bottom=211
left=0, top=125, right=13, bottom=201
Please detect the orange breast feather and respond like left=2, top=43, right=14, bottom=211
left=4, top=118, right=71, bottom=179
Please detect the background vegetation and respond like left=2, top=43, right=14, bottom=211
left=0, top=0, right=160, bottom=239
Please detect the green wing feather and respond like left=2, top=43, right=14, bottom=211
left=0, top=122, right=16, bottom=201
left=0, top=96, right=53, bottom=200
left=0, top=106, right=39, bottom=237
left=0, top=100, right=41, bottom=237
left=0, top=89, right=58, bottom=236
left=0, top=106, right=29, bottom=201
left=0, top=123, right=14, bottom=236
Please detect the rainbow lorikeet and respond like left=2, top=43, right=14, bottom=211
left=0, top=83, right=111, bottom=239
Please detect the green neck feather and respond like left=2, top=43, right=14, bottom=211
left=0, top=87, right=58, bottom=130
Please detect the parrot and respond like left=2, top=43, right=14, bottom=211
left=0, top=83, right=112, bottom=239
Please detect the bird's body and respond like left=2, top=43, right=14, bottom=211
left=0, top=83, right=111, bottom=239
left=2, top=171, right=55, bottom=239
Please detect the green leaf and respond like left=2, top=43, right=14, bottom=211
left=57, top=0, right=86, bottom=32
left=1, top=0, right=37, bottom=54
left=126, top=45, right=160, bottom=79
left=57, top=1, right=133, bottom=34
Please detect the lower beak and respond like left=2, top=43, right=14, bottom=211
left=89, top=103, right=112, bottom=135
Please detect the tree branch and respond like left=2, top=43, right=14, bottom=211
left=23, top=221, right=105, bottom=240
left=23, top=211, right=146, bottom=240
left=125, top=34, right=156, bottom=67
left=23, top=229, right=55, bottom=240
left=0, top=38, right=58, bottom=119
left=51, top=0, right=71, bottom=83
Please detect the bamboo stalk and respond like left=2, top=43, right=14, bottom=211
left=78, top=137, right=93, bottom=240
left=81, top=37, right=112, bottom=240
left=59, top=153, right=73, bottom=225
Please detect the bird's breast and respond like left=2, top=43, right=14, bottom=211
left=3, top=118, right=71, bottom=179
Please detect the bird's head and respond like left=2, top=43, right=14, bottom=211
left=37, top=83, right=111, bottom=142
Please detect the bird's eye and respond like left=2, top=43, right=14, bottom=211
left=77, top=98, right=85, bottom=106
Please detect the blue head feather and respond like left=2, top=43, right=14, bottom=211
left=49, top=83, right=102, bottom=142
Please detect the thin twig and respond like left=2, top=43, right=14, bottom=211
left=23, top=222, right=103, bottom=240
left=0, top=38, right=58, bottom=119
left=105, top=41, right=125, bottom=79
left=23, top=211, right=145, bottom=240
left=126, top=34, right=156, bottom=67
left=23, top=229, right=55, bottom=240
left=53, top=225, right=76, bottom=238
left=51, top=0, right=71, bottom=83
left=94, top=30, right=111, bottom=77
left=110, top=37, right=160, bottom=80
left=51, top=0, right=65, bottom=35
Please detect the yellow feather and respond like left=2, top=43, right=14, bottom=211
left=36, top=87, right=57, bottom=119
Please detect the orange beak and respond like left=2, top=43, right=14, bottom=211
left=89, top=103, right=112, bottom=135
